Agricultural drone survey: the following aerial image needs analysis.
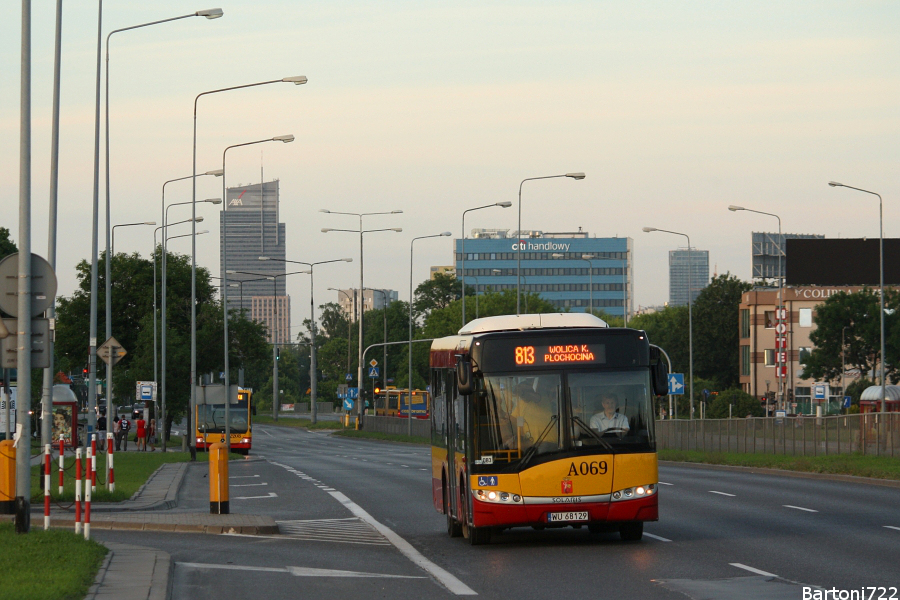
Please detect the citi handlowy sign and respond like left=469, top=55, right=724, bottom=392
left=511, top=241, right=571, bottom=252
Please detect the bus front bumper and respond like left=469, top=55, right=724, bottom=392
left=472, top=493, right=658, bottom=528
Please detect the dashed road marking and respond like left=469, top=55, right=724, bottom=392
left=658, top=481, right=673, bottom=486
left=643, top=533, right=671, bottom=542
left=709, top=491, right=735, bottom=497
left=232, top=482, right=268, bottom=487
left=884, top=526, right=900, bottom=532
left=231, top=475, right=260, bottom=479
left=783, top=505, right=817, bottom=513
left=177, top=562, right=424, bottom=579
left=729, top=563, right=778, bottom=577
left=234, top=492, right=278, bottom=500
left=277, top=518, right=391, bottom=546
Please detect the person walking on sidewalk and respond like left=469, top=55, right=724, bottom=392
left=120, top=417, right=131, bottom=451
left=136, top=415, right=147, bottom=451
left=113, top=416, right=122, bottom=451
left=148, top=418, right=157, bottom=451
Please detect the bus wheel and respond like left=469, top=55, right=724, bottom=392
left=445, top=487, right=462, bottom=538
left=619, top=522, right=643, bottom=541
left=466, top=525, right=491, bottom=546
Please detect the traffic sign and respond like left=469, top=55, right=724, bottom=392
left=668, top=373, right=685, bottom=395
left=347, top=387, right=359, bottom=399
left=345, top=373, right=353, bottom=382
left=135, top=381, right=157, bottom=402
left=813, top=384, right=829, bottom=400
left=843, top=396, right=852, bottom=408
left=97, top=336, right=127, bottom=366
left=368, top=366, right=380, bottom=378
left=369, top=359, right=378, bottom=367
left=0, top=318, right=50, bottom=369
left=0, top=253, right=58, bottom=317
left=343, top=398, right=354, bottom=411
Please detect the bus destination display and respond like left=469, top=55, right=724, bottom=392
left=514, top=344, right=606, bottom=366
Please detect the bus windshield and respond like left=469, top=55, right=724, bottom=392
left=197, top=402, right=249, bottom=434
left=476, top=369, right=654, bottom=467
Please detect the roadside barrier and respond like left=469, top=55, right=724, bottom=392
left=107, top=432, right=115, bottom=493
left=209, top=442, right=229, bottom=514
left=43, top=444, right=50, bottom=530
left=74, top=449, right=82, bottom=534
left=91, top=434, right=97, bottom=493
left=0, top=439, right=14, bottom=515
left=84, top=446, right=92, bottom=540
left=58, top=438, right=64, bottom=494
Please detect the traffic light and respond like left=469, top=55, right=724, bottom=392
left=276, top=348, right=280, bottom=360
left=374, top=384, right=382, bottom=396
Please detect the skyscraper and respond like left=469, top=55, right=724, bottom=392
left=668, top=248, right=709, bottom=307
left=219, top=179, right=289, bottom=343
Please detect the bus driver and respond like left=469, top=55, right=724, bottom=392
left=590, top=392, right=630, bottom=434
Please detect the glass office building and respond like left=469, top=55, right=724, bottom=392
left=455, top=229, right=632, bottom=317
left=668, top=248, right=709, bottom=307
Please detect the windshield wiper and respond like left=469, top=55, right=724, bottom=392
left=571, top=416, right=612, bottom=450
left=518, top=415, right=559, bottom=469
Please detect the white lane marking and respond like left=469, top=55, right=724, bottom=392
left=234, top=492, right=278, bottom=500
left=643, top=533, right=671, bottom=542
left=261, top=428, right=274, bottom=437
left=177, top=562, right=424, bottom=579
left=401, top=465, right=409, bottom=468
left=658, top=481, right=673, bottom=486
left=709, top=491, right=735, bottom=497
left=783, top=505, right=818, bottom=513
left=329, top=491, right=477, bottom=596
left=884, top=526, right=900, bottom=532
left=232, top=482, right=268, bottom=487
left=729, top=563, right=778, bottom=577
left=230, top=475, right=260, bottom=479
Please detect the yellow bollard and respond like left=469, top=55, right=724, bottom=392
left=0, top=440, right=14, bottom=515
left=209, top=442, right=229, bottom=514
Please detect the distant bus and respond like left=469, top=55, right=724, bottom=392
left=196, top=389, right=253, bottom=455
left=374, top=387, right=430, bottom=419
left=430, top=313, right=668, bottom=545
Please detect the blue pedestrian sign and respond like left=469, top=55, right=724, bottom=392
left=368, top=366, right=380, bottom=378
left=345, top=373, right=353, bottom=382
left=668, top=374, right=685, bottom=395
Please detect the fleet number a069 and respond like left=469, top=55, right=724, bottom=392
left=567, top=461, right=608, bottom=476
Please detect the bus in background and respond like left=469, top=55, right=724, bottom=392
left=196, top=388, right=254, bottom=455
left=430, top=313, right=668, bottom=545
left=374, top=387, right=431, bottom=419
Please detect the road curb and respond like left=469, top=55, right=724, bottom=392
left=83, top=546, right=113, bottom=600
left=11, top=516, right=280, bottom=535
left=659, top=460, right=900, bottom=489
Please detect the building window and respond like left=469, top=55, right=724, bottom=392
left=764, top=349, right=775, bottom=367
left=741, top=345, right=750, bottom=376
left=799, top=347, right=811, bottom=365
left=799, top=308, right=812, bottom=327
left=764, top=311, right=776, bottom=328
left=740, top=309, right=750, bottom=339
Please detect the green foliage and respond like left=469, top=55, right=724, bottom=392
left=628, top=306, right=689, bottom=374
left=804, top=289, right=900, bottom=384
left=844, top=377, right=874, bottom=408
left=427, top=289, right=557, bottom=339
left=706, top=388, right=764, bottom=418
left=0, top=227, right=16, bottom=262
left=414, top=272, right=462, bottom=314
left=692, top=274, right=752, bottom=388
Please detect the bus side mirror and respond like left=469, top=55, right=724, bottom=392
left=457, top=360, right=474, bottom=396
left=649, top=347, right=668, bottom=396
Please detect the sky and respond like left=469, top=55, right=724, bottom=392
left=2, top=1, right=898, bottom=340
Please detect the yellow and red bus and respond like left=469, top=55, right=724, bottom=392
left=430, top=313, right=668, bottom=545
left=196, top=388, right=253, bottom=455
left=374, top=387, right=431, bottom=419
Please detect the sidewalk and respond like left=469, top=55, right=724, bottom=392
left=3, top=458, right=279, bottom=600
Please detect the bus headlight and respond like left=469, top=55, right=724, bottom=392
left=474, top=489, right=523, bottom=504
left=611, top=484, right=656, bottom=502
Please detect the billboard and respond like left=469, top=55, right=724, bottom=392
left=785, top=239, right=900, bottom=286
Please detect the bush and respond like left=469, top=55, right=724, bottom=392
left=707, top=388, right=764, bottom=418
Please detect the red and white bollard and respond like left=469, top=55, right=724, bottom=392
left=74, top=448, right=82, bottom=535
left=84, top=446, right=92, bottom=540
left=107, top=432, right=115, bottom=493
left=58, top=437, right=64, bottom=495
left=91, top=434, right=97, bottom=493
left=44, top=444, right=51, bottom=530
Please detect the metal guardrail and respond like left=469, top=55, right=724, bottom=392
left=361, top=415, right=431, bottom=438
left=656, top=413, right=898, bottom=457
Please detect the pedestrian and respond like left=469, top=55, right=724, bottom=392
left=148, top=418, right=157, bottom=452
left=120, top=417, right=131, bottom=451
left=97, top=410, right=107, bottom=451
left=113, top=416, right=122, bottom=451
left=136, top=414, right=147, bottom=451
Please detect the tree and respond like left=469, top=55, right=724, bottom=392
left=707, top=388, right=764, bottom=418
left=628, top=306, right=690, bottom=375
left=414, top=272, right=461, bottom=314
left=803, top=289, right=900, bottom=384
left=692, top=274, right=752, bottom=389
left=0, top=228, right=16, bottom=262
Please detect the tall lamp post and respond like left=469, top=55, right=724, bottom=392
left=259, top=256, right=352, bottom=424
left=111, top=221, right=155, bottom=257
left=329, top=288, right=354, bottom=383
left=367, top=289, right=391, bottom=395
left=643, top=227, right=694, bottom=418
left=461, top=202, right=511, bottom=326
left=190, top=75, right=307, bottom=459
left=729, top=205, right=786, bottom=410
left=409, top=232, right=452, bottom=435
left=829, top=181, right=887, bottom=413
left=321, top=210, right=403, bottom=423
left=516, top=173, right=585, bottom=314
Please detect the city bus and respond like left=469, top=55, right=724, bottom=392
left=374, top=387, right=431, bottom=419
left=430, top=313, right=668, bottom=545
left=196, top=388, right=254, bottom=455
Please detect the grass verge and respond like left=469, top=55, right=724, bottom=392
left=0, top=522, right=107, bottom=600
left=331, top=430, right=430, bottom=445
left=254, top=415, right=344, bottom=430
left=659, top=449, right=900, bottom=480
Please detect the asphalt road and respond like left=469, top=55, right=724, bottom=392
left=94, top=424, right=900, bottom=599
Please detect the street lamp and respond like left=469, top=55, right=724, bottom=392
left=729, top=205, right=786, bottom=411
left=516, top=173, right=585, bottom=314
left=643, top=226, right=694, bottom=418
left=190, top=75, right=307, bottom=459
left=167, top=230, right=208, bottom=243
left=329, top=287, right=354, bottom=384
left=321, top=209, right=403, bottom=423
left=410, top=232, right=452, bottom=435
left=259, top=256, right=352, bottom=424
left=829, top=181, right=887, bottom=413
left=367, top=288, right=391, bottom=401
left=88, top=8, right=223, bottom=443
left=461, top=202, right=511, bottom=326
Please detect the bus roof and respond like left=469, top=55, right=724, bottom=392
left=458, top=313, right=608, bottom=335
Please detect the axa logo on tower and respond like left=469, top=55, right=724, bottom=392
left=511, top=241, right=571, bottom=252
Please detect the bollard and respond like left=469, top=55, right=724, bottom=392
left=0, top=440, right=15, bottom=515
left=209, top=442, right=229, bottom=514
left=107, top=432, right=115, bottom=493
left=58, top=438, right=64, bottom=495
left=44, top=444, right=51, bottom=530
left=355, top=416, right=360, bottom=431
left=91, top=434, right=97, bottom=493
left=84, top=446, right=92, bottom=539
left=75, top=448, right=82, bottom=534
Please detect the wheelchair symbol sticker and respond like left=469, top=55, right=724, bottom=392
left=477, top=476, right=498, bottom=487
